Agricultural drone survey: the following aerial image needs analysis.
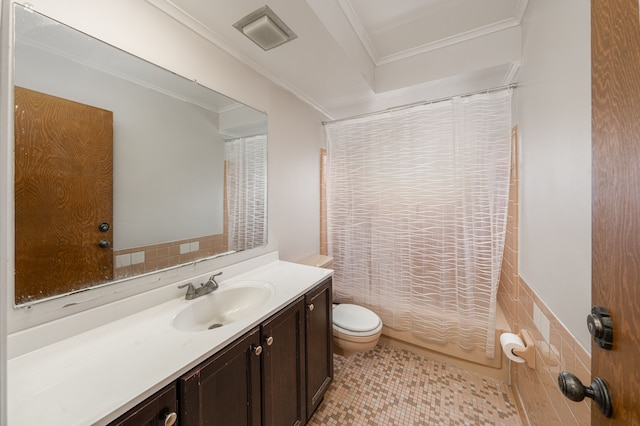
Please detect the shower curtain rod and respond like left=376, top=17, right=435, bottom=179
left=322, top=83, right=518, bottom=125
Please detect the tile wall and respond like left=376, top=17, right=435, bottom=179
left=498, top=127, right=592, bottom=425
left=113, top=233, right=229, bottom=279
left=320, top=148, right=328, bottom=256
left=513, top=278, right=592, bottom=425
left=497, top=127, right=520, bottom=331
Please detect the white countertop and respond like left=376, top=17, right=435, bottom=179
left=8, top=255, right=332, bottom=425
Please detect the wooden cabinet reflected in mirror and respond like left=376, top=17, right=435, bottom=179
left=13, top=5, right=268, bottom=305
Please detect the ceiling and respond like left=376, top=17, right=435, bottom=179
left=145, top=0, right=527, bottom=120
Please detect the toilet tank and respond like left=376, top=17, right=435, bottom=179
left=297, top=254, right=333, bottom=268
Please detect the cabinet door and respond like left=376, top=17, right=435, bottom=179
left=179, top=328, right=261, bottom=426
left=261, top=298, right=306, bottom=426
left=305, top=277, right=333, bottom=418
left=108, top=384, right=177, bottom=426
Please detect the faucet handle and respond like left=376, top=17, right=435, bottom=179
left=178, top=282, right=197, bottom=299
left=208, top=272, right=222, bottom=289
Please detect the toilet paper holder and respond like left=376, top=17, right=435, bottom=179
left=512, top=329, right=535, bottom=368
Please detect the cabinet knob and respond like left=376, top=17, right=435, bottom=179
left=164, top=412, right=177, bottom=426
left=265, top=336, right=274, bottom=346
left=308, top=303, right=315, bottom=311
left=253, top=345, right=263, bottom=356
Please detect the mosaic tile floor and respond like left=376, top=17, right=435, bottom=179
left=308, top=343, right=522, bottom=426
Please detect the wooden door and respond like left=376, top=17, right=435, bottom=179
left=261, top=297, right=306, bottom=426
left=305, top=277, right=333, bottom=419
left=179, top=328, right=262, bottom=426
left=591, top=0, right=640, bottom=423
left=14, top=86, right=113, bottom=304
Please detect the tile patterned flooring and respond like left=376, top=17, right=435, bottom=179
left=308, top=343, right=522, bottom=426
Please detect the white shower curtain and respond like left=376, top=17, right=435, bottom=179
left=225, top=134, right=267, bottom=252
left=325, top=90, right=512, bottom=358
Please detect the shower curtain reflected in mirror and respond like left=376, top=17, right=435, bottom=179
left=325, top=90, right=512, bottom=358
left=225, top=135, right=267, bottom=252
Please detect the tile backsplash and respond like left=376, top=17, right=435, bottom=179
left=113, top=233, right=228, bottom=279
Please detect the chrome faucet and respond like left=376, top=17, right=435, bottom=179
left=178, top=272, right=223, bottom=300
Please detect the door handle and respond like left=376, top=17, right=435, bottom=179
left=558, top=371, right=613, bottom=418
left=98, top=240, right=111, bottom=248
left=587, top=306, right=613, bottom=349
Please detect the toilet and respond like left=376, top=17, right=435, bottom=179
left=297, top=255, right=383, bottom=357
left=332, top=303, right=383, bottom=357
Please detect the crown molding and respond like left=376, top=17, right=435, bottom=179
left=336, top=0, right=378, bottom=64
left=376, top=18, right=520, bottom=66
left=144, top=0, right=333, bottom=118
left=514, top=0, right=530, bottom=22
left=338, top=0, right=523, bottom=68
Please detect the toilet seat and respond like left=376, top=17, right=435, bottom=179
left=333, top=304, right=382, bottom=336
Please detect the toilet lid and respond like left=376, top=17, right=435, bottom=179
left=333, top=304, right=381, bottom=332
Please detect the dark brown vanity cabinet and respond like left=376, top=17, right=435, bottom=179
left=108, top=277, right=332, bottom=426
left=179, top=328, right=262, bottom=426
left=304, top=277, right=333, bottom=418
left=262, top=298, right=307, bottom=426
left=179, top=298, right=307, bottom=426
left=108, top=384, right=178, bottom=426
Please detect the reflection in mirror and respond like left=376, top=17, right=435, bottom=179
left=13, top=5, right=267, bottom=305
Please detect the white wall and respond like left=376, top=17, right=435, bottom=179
left=268, top=85, right=325, bottom=262
left=1, top=0, right=325, bottom=329
left=517, top=0, right=592, bottom=349
left=16, top=40, right=226, bottom=248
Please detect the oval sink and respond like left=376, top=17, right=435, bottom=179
left=172, top=281, right=274, bottom=332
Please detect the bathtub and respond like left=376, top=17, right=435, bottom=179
left=379, top=303, right=511, bottom=382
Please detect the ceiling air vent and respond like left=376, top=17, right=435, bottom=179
left=233, top=6, right=297, bottom=51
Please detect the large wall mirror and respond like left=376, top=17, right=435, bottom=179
left=13, top=4, right=268, bottom=305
